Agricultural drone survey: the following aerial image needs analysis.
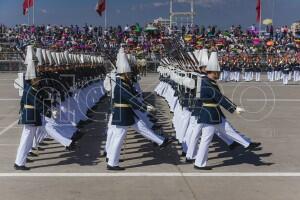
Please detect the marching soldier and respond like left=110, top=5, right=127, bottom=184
left=294, top=59, right=300, bottom=82
left=244, top=59, right=251, bottom=82
left=275, top=60, right=282, bottom=81
left=234, top=59, right=242, bottom=82
left=254, top=58, right=261, bottom=82
left=183, top=52, right=258, bottom=163
left=14, top=45, right=45, bottom=170
left=106, top=48, right=172, bottom=170
left=282, top=59, right=290, bottom=85
left=267, top=59, right=274, bottom=82
left=193, top=52, right=260, bottom=170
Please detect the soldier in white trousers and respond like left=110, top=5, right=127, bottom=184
left=15, top=46, right=45, bottom=170
left=106, top=49, right=172, bottom=170
left=193, top=52, right=260, bottom=170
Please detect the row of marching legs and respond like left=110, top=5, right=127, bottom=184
left=154, top=81, right=261, bottom=169
left=220, top=70, right=300, bottom=85
left=267, top=71, right=300, bottom=85
left=14, top=81, right=106, bottom=170
left=219, top=71, right=261, bottom=82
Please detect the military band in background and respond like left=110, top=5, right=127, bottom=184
left=219, top=54, right=300, bottom=85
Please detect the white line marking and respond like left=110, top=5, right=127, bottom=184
left=223, top=84, right=300, bottom=87
left=0, top=173, right=300, bottom=177
left=0, top=120, right=19, bottom=136
left=0, top=144, right=18, bottom=146
left=0, top=99, right=20, bottom=101
left=247, top=99, right=300, bottom=102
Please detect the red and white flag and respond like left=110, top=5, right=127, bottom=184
left=256, top=0, right=261, bottom=23
left=23, top=0, right=34, bottom=15
left=96, top=0, right=106, bottom=16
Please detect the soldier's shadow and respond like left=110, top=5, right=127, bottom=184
left=207, top=137, right=274, bottom=168
left=121, top=92, right=183, bottom=169
left=121, top=132, right=183, bottom=169
left=122, top=92, right=273, bottom=170
left=30, top=96, right=110, bottom=169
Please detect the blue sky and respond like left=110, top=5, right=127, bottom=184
left=0, top=0, right=299, bottom=28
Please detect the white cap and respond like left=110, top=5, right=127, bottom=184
left=126, top=54, right=131, bottom=61
left=199, top=49, right=209, bottom=66
left=68, top=54, right=73, bottom=64
left=98, top=56, right=103, bottom=64
left=192, top=50, right=199, bottom=64
left=42, top=49, right=48, bottom=64
left=24, top=45, right=33, bottom=65
left=24, top=45, right=37, bottom=80
left=56, top=52, right=61, bottom=65
left=80, top=54, right=84, bottom=64
left=188, top=52, right=196, bottom=64
left=93, top=56, right=96, bottom=64
left=60, top=52, right=65, bottom=65
left=116, top=48, right=124, bottom=61
left=51, top=52, right=58, bottom=66
left=206, top=52, right=220, bottom=72
left=76, top=54, right=81, bottom=63
left=87, top=55, right=91, bottom=64
left=36, top=48, right=44, bottom=66
left=74, top=54, right=77, bottom=63
left=14, top=72, right=24, bottom=96
left=196, top=49, right=202, bottom=64
left=72, top=54, right=76, bottom=64
left=116, top=49, right=131, bottom=74
left=73, top=54, right=77, bottom=64
left=46, top=50, right=53, bottom=66
left=90, top=56, right=94, bottom=65
left=119, top=47, right=125, bottom=54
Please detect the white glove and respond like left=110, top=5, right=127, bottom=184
left=147, top=105, right=156, bottom=113
left=52, top=110, right=58, bottom=119
left=236, top=107, right=246, bottom=115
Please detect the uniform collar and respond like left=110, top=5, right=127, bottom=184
left=206, top=76, right=218, bottom=85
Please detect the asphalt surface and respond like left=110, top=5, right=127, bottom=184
left=0, top=72, right=300, bottom=200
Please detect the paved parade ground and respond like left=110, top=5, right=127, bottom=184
left=0, top=72, right=300, bottom=200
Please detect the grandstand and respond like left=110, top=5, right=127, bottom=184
left=0, top=32, right=24, bottom=71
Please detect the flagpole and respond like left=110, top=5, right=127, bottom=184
left=33, top=0, right=35, bottom=25
left=272, top=0, right=275, bottom=27
left=105, top=0, right=107, bottom=30
left=259, top=0, right=262, bottom=36
left=27, top=0, right=30, bottom=25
